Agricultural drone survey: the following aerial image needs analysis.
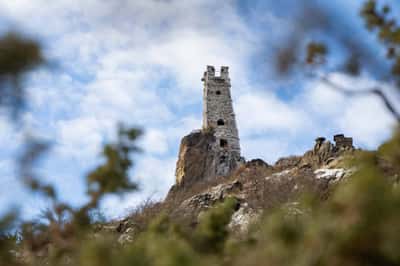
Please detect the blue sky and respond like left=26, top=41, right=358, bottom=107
left=0, top=0, right=398, bottom=220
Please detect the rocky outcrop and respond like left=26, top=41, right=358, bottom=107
left=298, top=135, right=355, bottom=169
left=166, top=134, right=357, bottom=229
left=274, top=156, right=302, bottom=171
left=107, top=134, right=358, bottom=243
left=174, top=129, right=243, bottom=188
left=178, top=180, right=243, bottom=211
left=174, top=130, right=218, bottom=187
left=228, top=203, right=260, bottom=234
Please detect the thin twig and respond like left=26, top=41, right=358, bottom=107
left=319, top=75, right=400, bottom=123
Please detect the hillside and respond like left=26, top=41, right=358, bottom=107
left=10, top=129, right=400, bottom=266
left=110, top=131, right=358, bottom=243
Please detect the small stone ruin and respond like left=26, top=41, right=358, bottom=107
left=333, top=134, right=354, bottom=149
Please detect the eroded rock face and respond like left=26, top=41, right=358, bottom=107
left=175, top=130, right=218, bottom=187
left=175, top=130, right=242, bottom=188
left=298, top=136, right=355, bottom=169
left=274, top=156, right=302, bottom=170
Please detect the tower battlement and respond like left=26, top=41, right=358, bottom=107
left=202, top=65, right=230, bottom=81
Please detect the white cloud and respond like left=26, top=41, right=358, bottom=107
left=299, top=74, right=398, bottom=149
left=140, top=129, right=169, bottom=155
left=241, top=137, right=292, bottom=164
left=165, top=116, right=202, bottom=142
left=0, top=159, right=21, bottom=214
left=300, top=80, right=347, bottom=117
left=143, top=29, right=255, bottom=91
left=101, top=156, right=177, bottom=219
left=337, top=96, right=395, bottom=147
left=81, top=71, right=174, bottom=124
left=0, top=117, right=14, bottom=140
left=55, top=116, right=111, bottom=160
left=236, top=92, right=309, bottom=137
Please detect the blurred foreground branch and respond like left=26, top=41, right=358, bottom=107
left=0, top=32, right=44, bottom=119
left=319, top=74, right=400, bottom=123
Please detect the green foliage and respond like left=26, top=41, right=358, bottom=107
left=87, top=126, right=141, bottom=201
left=193, top=197, right=238, bottom=254
left=131, top=233, right=199, bottom=266
left=0, top=32, right=44, bottom=119
left=11, top=125, right=142, bottom=265
left=0, top=32, right=43, bottom=76
left=48, top=197, right=239, bottom=266
left=0, top=212, right=19, bottom=266
left=306, top=42, right=327, bottom=65
left=361, top=0, right=400, bottom=79
left=79, top=236, right=115, bottom=266
left=378, top=127, right=400, bottom=175
left=19, top=139, right=56, bottom=200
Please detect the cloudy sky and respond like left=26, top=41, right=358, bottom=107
left=0, top=0, right=398, bottom=219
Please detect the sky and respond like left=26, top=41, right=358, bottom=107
left=0, top=0, right=398, bottom=220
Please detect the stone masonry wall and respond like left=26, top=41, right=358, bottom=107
left=202, top=65, right=241, bottom=176
left=334, top=134, right=354, bottom=149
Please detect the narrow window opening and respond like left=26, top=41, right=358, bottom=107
left=220, top=139, right=228, bottom=148
left=219, top=155, right=227, bottom=164
left=217, top=119, right=225, bottom=126
left=216, top=90, right=221, bottom=95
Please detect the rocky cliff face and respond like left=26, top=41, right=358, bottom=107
left=174, top=129, right=242, bottom=188
left=174, top=130, right=218, bottom=187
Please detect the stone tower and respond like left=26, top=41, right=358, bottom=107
left=202, top=65, right=241, bottom=176
left=172, top=65, right=242, bottom=188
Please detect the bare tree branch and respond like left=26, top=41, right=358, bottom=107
left=319, top=75, right=400, bottom=123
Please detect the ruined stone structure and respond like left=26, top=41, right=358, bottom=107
left=297, top=134, right=356, bottom=169
left=202, top=66, right=241, bottom=176
left=334, top=134, right=354, bottom=149
left=174, top=66, right=242, bottom=187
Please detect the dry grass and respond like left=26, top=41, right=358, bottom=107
left=113, top=199, right=164, bottom=233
